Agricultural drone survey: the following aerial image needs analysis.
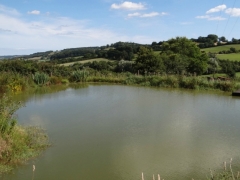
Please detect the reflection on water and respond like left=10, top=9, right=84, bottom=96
left=3, top=85, right=240, bottom=180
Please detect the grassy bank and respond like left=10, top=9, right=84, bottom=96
left=0, top=94, right=49, bottom=174
left=1, top=71, right=239, bottom=94
left=82, top=73, right=239, bottom=92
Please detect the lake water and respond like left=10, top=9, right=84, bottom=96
left=2, top=84, right=240, bottom=180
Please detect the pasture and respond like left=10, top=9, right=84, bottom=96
left=202, top=44, right=240, bottom=53
left=60, top=58, right=114, bottom=66
left=216, top=53, right=240, bottom=61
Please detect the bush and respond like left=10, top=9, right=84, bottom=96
left=50, top=76, right=62, bottom=85
left=69, top=70, right=89, bottom=82
left=32, top=72, right=49, bottom=85
left=0, top=94, right=49, bottom=174
left=61, top=79, right=69, bottom=84
left=0, top=72, right=34, bottom=93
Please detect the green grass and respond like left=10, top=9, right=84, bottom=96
left=0, top=94, right=49, bottom=174
left=202, top=44, right=240, bottom=53
left=200, top=73, right=228, bottom=78
left=216, top=53, right=240, bottom=61
left=236, top=72, right=240, bottom=78
left=60, top=58, right=114, bottom=66
left=153, top=51, right=161, bottom=55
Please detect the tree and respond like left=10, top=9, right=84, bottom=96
left=219, top=36, right=227, bottom=42
left=161, top=53, right=188, bottom=74
left=207, top=34, right=218, bottom=43
left=134, top=47, right=165, bottom=74
left=160, top=37, right=208, bottom=75
left=208, top=56, right=219, bottom=77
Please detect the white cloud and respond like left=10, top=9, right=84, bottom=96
left=127, top=11, right=167, bottom=18
left=141, top=12, right=159, bottom=18
left=208, top=16, right=226, bottom=21
left=161, top=12, right=168, bottom=16
left=206, top=4, right=227, bottom=14
left=28, top=10, right=40, bottom=15
left=225, top=8, right=240, bottom=17
left=0, top=11, right=130, bottom=53
left=111, top=1, right=145, bottom=10
left=196, top=15, right=209, bottom=19
left=196, top=15, right=225, bottom=21
left=180, top=22, right=193, bottom=25
left=127, top=12, right=141, bottom=17
left=0, top=4, right=20, bottom=16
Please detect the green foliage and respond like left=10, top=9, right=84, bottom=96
left=32, top=72, right=49, bottom=85
left=0, top=72, right=34, bottom=93
left=135, top=47, right=165, bottom=74
left=161, top=37, right=208, bottom=75
left=124, top=74, right=237, bottom=91
left=49, top=76, right=62, bottom=85
left=70, top=70, right=89, bottom=82
left=61, top=78, right=69, bottom=84
left=0, top=95, right=49, bottom=174
left=0, top=94, right=21, bottom=136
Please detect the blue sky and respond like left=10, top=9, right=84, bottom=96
left=0, top=0, right=240, bottom=55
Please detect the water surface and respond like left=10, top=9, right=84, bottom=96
left=2, top=85, right=240, bottom=180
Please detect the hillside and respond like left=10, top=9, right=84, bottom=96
left=202, top=44, right=240, bottom=53
left=202, top=44, right=240, bottom=61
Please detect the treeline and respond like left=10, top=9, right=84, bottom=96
left=16, top=51, right=53, bottom=59
left=50, top=47, right=98, bottom=60
left=191, top=34, right=240, bottom=48
left=50, top=42, right=143, bottom=63
left=1, top=37, right=240, bottom=78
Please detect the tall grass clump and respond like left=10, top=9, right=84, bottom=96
left=49, top=76, right=62, bottom=85
left=70, top=70, right=89, bottom=82
left=124, top=74, right=237, bottom=92
left=0, top=94, right=49, bottom=174
left=214, top=81, right=236, bottom=92
left=32, top=72, right=49, bottom=85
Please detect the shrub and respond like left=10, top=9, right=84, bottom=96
left=70, top=70, right=89, bottom=82
left=32, top=72, right=49, bottom=85
left=0, top=94, right=49, bottom=174
left=49, top=76, right=62, bottom=85
left=61, top=79, right=69, bottom=84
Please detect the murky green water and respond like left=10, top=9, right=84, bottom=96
left=2, top=85, right=240, bottom=180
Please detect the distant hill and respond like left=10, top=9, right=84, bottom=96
left=0, top=55, right=23, bottom=60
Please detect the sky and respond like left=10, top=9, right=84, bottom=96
left=0, top=0, right=240, bottom=55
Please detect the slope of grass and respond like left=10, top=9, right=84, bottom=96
left=202, top=44, right=240, bottom=53
left=60, top=58, right=114, bottom=66
left=216, top=53, right=240, bottom=61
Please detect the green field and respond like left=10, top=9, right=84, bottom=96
left=202, top=44, right=240, bottom=53
left=60, top=58, right=114, bottom=66
left=154, top=51, right=161, bottom=55
left=27, top=56, right=42, bottom=61
left=216, top=53, right=240, bottom=61
left=201, top=44, right=240, bottom=61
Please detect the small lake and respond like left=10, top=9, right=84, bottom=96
left=2, top=85, right=240, bottom=180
